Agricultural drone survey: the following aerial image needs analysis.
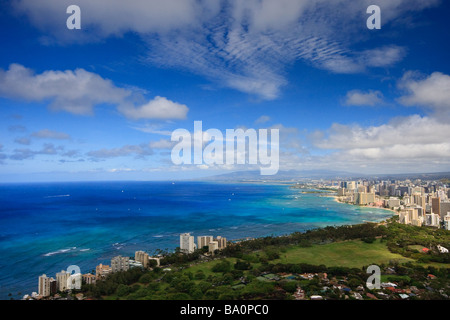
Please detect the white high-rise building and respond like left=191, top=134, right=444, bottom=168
left=56, top=270, right=70, bottom=292
left=180, top=233, right=196, bottom=253
left=425, top=213, right=441, bottom=227
left=38, top=274, right=51, bottom=297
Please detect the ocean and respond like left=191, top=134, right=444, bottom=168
left=0, top=181, right=393, bottom=299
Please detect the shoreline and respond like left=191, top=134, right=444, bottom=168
left=326, top=194, right=398, bottom=215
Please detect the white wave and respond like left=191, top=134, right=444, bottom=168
left=43, top=247, right=76, bottom=257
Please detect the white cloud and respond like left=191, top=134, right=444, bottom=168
left=0, top=64, right=129, bottom=115
left=398, top=71, right=450, bottom=116
left=118, top=96, right=188, bottom=120
left=13, top=0, right=209, bottom=38
left=0, top=64, right=189, bottom=120
left=13, top=0, right=439, bottom=99
left=344, top=90, right=384, bottom=106
left=359, top=46, right=407, bottom=68
left=304, top=114, right=450, bottom=173
left=312, top=115, right=450, bottom=150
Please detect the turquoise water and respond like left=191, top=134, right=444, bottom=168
left=0, top=181, right=392, bottom=299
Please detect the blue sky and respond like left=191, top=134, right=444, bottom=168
left=1, top=0, right=450, bottom=182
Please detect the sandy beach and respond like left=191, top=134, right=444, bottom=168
left=327, top=194, right=398, bottom=215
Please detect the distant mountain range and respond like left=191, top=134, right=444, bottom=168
left=196, top=170, right=450, bottom=182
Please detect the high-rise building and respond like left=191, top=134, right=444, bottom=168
left=357, top=186, right=367, bottom=193
left=180, top=233, right=196, bottom=253
left=95, top=263, right=111, bottom=279
left=208, top=241, right=219, bottom=254
left=56, top=270, right=70, bottom=292
left=215, top=236, right=227, bottom=249
left=135, top=251, right=150, bottom=268
left=425, top=213, right=441, bottom=227
left=337, top=188, right=346, bottom=196
left=413, top=194, right=427, bottom=209
left=111, top=256, right=129, bottom=273
left=49, top=277, right=57, bottom=296
left=82, top=273, right=96, bottom=285
left=355, top=192, right=375, bottom=205
left=347, top=181, right=356, bottom=191
left=197, top=236, right=214, bottom=249
left=440, top=201, right=450, bottom=220
left=432, top=197, right=441, bottom=216
left=38, top=274, right=51, bottom=297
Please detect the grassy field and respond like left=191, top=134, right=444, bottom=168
left=183, top=239, right=415, bottom=275
left=183, top=257, right=240, bottom=277
left=274, top=239, right=414, bottom=268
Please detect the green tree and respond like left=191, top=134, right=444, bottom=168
left=212, top=260, right=231, bottom=273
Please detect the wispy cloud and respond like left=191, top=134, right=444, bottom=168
left=9, top=143, right=64, bottom=160
left=31, top=129, right=71, bottom=140
left=13, top=0, right=439, bottom=99
left=87, top=144, right=153, bottom=159
left=255, top=115, right=271, bottom=124
left=8, top=125, right=27, bottom=133
left=14, top=137, right=31, bottom=145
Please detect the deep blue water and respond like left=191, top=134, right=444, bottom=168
left=0, top=181, right=393, bottom=299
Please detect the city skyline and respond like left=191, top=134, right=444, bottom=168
left=1, top=0, right=450, bottom=182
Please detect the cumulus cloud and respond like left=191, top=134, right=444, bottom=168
left=118, top=96, right=188, bottom=120
left=300, top=69, right=450, bottom=173
left=312, top=115, right=450, bottom=150
left=398, top=71, right=450, bottom=117
left=305, top=114, right=450, bottom=173
left=31, top=129, right=71, bottom=140
left=0, top=64, right=129, bottom=115
left=13, top=0, right=438, bottom=99
left=344, top=90, right=384, bottom=106
left=0, top=64, right=189, bottom=120
left=13, top=0, right=210, bottom=38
